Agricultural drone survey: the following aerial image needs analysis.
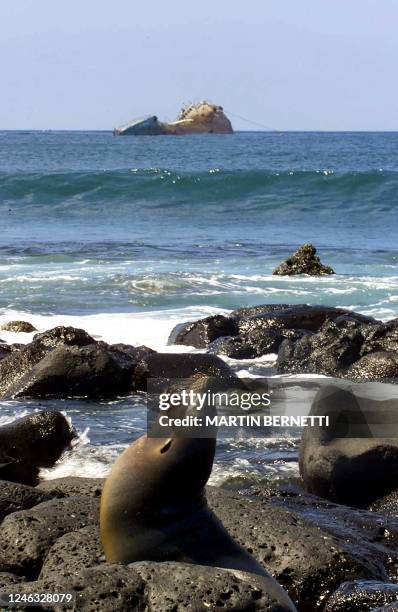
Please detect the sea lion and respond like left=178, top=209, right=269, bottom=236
left=100, top=375, right=296, bottom=610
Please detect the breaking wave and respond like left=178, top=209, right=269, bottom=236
left=1, top=168, right=397, bottom=214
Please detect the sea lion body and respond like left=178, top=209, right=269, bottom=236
left=100, top=433, right=296, bottom=610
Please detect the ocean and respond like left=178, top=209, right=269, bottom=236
left=0, top=130, right=397, bottom=488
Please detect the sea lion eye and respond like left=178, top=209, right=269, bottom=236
left=160, top=439, right=173, bottom=454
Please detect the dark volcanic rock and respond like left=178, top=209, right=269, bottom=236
left=231, top=303, right=295, bottom=319
left=0, top=343, right=12, bottom=361
left=273, top=243, right=335, bottom=276
left=20, top=564, right=146, bottom=611
left=207, top=487, right=389, bottom=610
left=39, top=525, right=104, bottom=581
left=37, top=477, right=105, bottom=498
left=0, top=480, right=52, bottom=522
left=249, top=327, right=312, bottom=357
left=0, top=332, right=154, bottom=399
left=0, top=411, right=76, bottom=486
left=17, top=561, right=294, bottom=611
left=369, top=490, right=398, bottom=517
left=133, top=352, right=236, bottom=391
left=33, top=326, right=95, bottom=349
left=0, top=326, right=96, bottom=397
left=0, top=572, right=25, bottom=589
left=0, top=496, right=99, bottom=577
left=110, top=343, right=155, bottom=363
left=238, top=305, right=374, bottom=337
left=228, top=483, right=398, bottom=606
left=6, top=343, right=135, bottom=399
left=169, top=304, right=379, bottom=362
left=299, top=385, right=398, bottom=506
left=1, top=320, right=37, bottom=333
left=210, top=329, right=312, bottom=359
left=132, top=561, right=294, bottom=611
left=277, top=319, right=365, bottom=376
left=3, top=475, right=398, bottom=609
left=208, top=335, right=259, bottom=359
left=347, top=351, right=398, bottom=381
left=325, top=580, right=398, bottom=611
left=361, top=319, right=398, bottom=356
left=168, top=314, right=238, bottom=348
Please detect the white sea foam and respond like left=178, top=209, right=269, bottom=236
left=40, top=444, right=124, bottom=480
left=209, top=458, right=299, bottom=486
left=0, top=306, right=229, bottom=351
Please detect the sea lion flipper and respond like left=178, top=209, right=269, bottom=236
left=226, top=568, right=297, bottom=611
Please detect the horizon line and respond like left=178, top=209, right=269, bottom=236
left=1, top=129, right=398, bottom=134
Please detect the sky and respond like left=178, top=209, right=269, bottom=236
left=0, top=0, right=397, bottom=131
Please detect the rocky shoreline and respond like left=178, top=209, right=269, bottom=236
left=169, top=304, right=398, bottom=381
left=0, top=301, right=397, bottom=405
left=0, top=302, right=398, bottom=610
left=0, top=476, right=398, bottom=610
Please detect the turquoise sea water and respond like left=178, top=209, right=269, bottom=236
left=0, top=130, right=397, bottom=485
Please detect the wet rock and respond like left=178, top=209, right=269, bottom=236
left=325, top=580, right=398, bottom=611
left=19, top=560, right=295, bottom=611
left=277, top=319, right=365, bottom=376
left=19, top=564, right=146, bottom=611
left=231, top=304, right=295, bottom=319
left=210, top=329, right=312, bottom=359
left=347, top=351, right=398, bottom=381
left=39, top=525, right=104, bottom=581
left=33, top=326, right=96, bottom=349
left=369, top=491, right=398, bottom=518
left=0, top=572, right=25, bottom=589
left=0, top=328, right=155, bottom=399
left=243, top=482, right=398, bottom=582
left=168, top=314, right=238, bottom=348
left=170, top=305, right=379, bottom=361
left=238, top=305, right=373, bottom=337
left=2, top=476, right=398, bottom=609
left=9, top=343, right=24, bottom=351
left=0, top=480, right=52, bottom=522
left=0, top=326, right=96, bottom=397
left=210, top=305, right=377, bottom=361
left=273, top=243, right=335, bottom=276
left=373, top=604, right=398, bottom=611
left=132, top=561, right=294, bottom=611
left=207, top=487, right=389, bottom=610
left=299, top=385, right=398, bottom=506
left=1, top=320, right=37, bottom=333
left=0, top=496, right=99, bottom=577
left=110, top=343, right=155, bottom=363
left=37, top=477, right=105, bottom=499
left=5, top=343, right=137, bottom=399
left=0, top=344, right=12, bottom=361
left=0, top=411, right=76, bottom=486
left=133, top=352, right=236, bottom=391
left=333, top=312, right=380, bottom=327
left=208, top=335, right=259, bottom=359
left=361, top=320, right=398, bottom=356
left=249, top=327, right=312, bottom=357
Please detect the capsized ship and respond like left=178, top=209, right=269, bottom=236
left=113, top=101, right=233, bottom=136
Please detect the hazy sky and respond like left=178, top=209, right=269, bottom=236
left=1, top=0, right=397, bottom=130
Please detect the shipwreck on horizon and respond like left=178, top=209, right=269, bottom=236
left=113, top=102, right=233, bottom=136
